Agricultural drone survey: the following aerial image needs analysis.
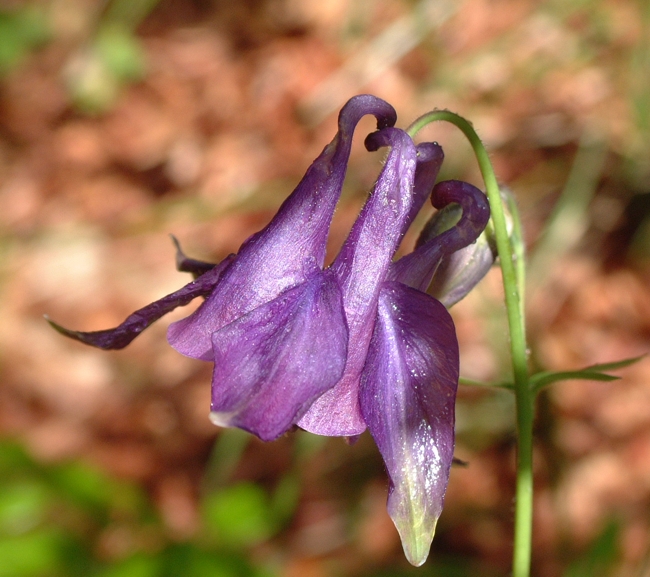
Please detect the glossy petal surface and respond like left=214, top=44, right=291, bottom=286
left=401, top=142, right=444, bottom=238
left=360, top=281, right=458, bottom=566
left=426, top=229, right=496, bottom=307
left=299, top=128, right=417, bottom=436
left=168, top=96, right=397, bottom=361
left=210, top=267, right=348, bottom=441
left=389, top=180, right=490, bottom=292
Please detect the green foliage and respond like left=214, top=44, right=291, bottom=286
left=161, top=544, right=267, bottom=577
left=104, top=0, right=162, bottom=33
left=530, top=356, right=644, bottom=394
left=0, top=6, right=49, bottom=75
left=0, top=441, right=282, bottom=577
left=96, top=554, right=161, bottom=577
left=202, top=482, right=276, bottom=547
left=48, top=460, right=149, bottom=521
left=0, top=480, right=51, bottom=535
left=0, top=529, right=68, bottom=577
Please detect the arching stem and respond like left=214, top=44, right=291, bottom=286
left=408, top=110, right=533, bottom=577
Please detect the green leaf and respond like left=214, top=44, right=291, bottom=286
left=583, top=355, right=645, bottom=372
left=463, top=356, right=645, bottom=395
left=530, top=355, right=644, bottom=395
left=531, top=370, right=619, bottom=392
left=50, top=462, right=113, bottom=512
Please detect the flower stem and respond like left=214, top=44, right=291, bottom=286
left=407, top=111, right=533, bottom=577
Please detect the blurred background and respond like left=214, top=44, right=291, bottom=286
left=0, top=0, right=649, bottom=575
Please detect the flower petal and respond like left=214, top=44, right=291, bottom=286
left=209, top=267, right=348, bottom=442
left=46, top=255, right=234, bottom=350
left=419, top=203, right=496, bottom=307
left=168, top=95, right=397, bottom=361
left=389, top=180, right=490, bottom=291
left=401, top=142, right=444, bottom=238
left=359, top=281, right=458, bottom=566
left=299, top=127, right=417, bottom=436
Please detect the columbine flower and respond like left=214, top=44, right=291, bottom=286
left=48, top=95, right=491, bottom=567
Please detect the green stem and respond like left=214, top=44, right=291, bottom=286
left=407, top=111, right=533, bottom=577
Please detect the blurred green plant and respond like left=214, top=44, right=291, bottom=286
left=66, top=22, right=147, bottom=114
left=202, top=483, right=275, bottom=547
left=66, top=0, right=161, bottom=114
left=0, top=440, right=282, bottom=577
left=0, top=1, right=158, bottom=114
left=563, top=520, right=620, bottom=577
left=0, top=6, right=49, bottom=75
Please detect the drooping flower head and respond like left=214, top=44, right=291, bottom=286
left=48, top=95, right=492, bottom=568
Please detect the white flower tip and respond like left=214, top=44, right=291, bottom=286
left=400, top=522, right=436, bottom=567
left=390, top=502, right=439, bottom=567
left=209, top=410, right=236, bottom=428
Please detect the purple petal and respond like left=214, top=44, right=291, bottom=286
left=389, top=180, right=490, bottom=292
left=46, top=255, right=234, bottom=350
left=299, top=128, right=418, bottom=436
left=209, top=267, right=348, bottom=441
left=168, top=95, right=397, bottom=361
left=419, top=203, right=496, bottom=307
left=401, top=142, right=444, bottom=238
left=360, top=281, right=458, bottom=566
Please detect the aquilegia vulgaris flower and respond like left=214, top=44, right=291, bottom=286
left=48, top=95, right=491, bottom=566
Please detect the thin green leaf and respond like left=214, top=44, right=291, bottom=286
left=532, top=371, right=618, bottom=394
left=584, top=355, right=645, bottom=373
left=530, top=355, right=643, bottom=394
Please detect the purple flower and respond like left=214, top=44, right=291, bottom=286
left=48, top=95, right=492, bottom=567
